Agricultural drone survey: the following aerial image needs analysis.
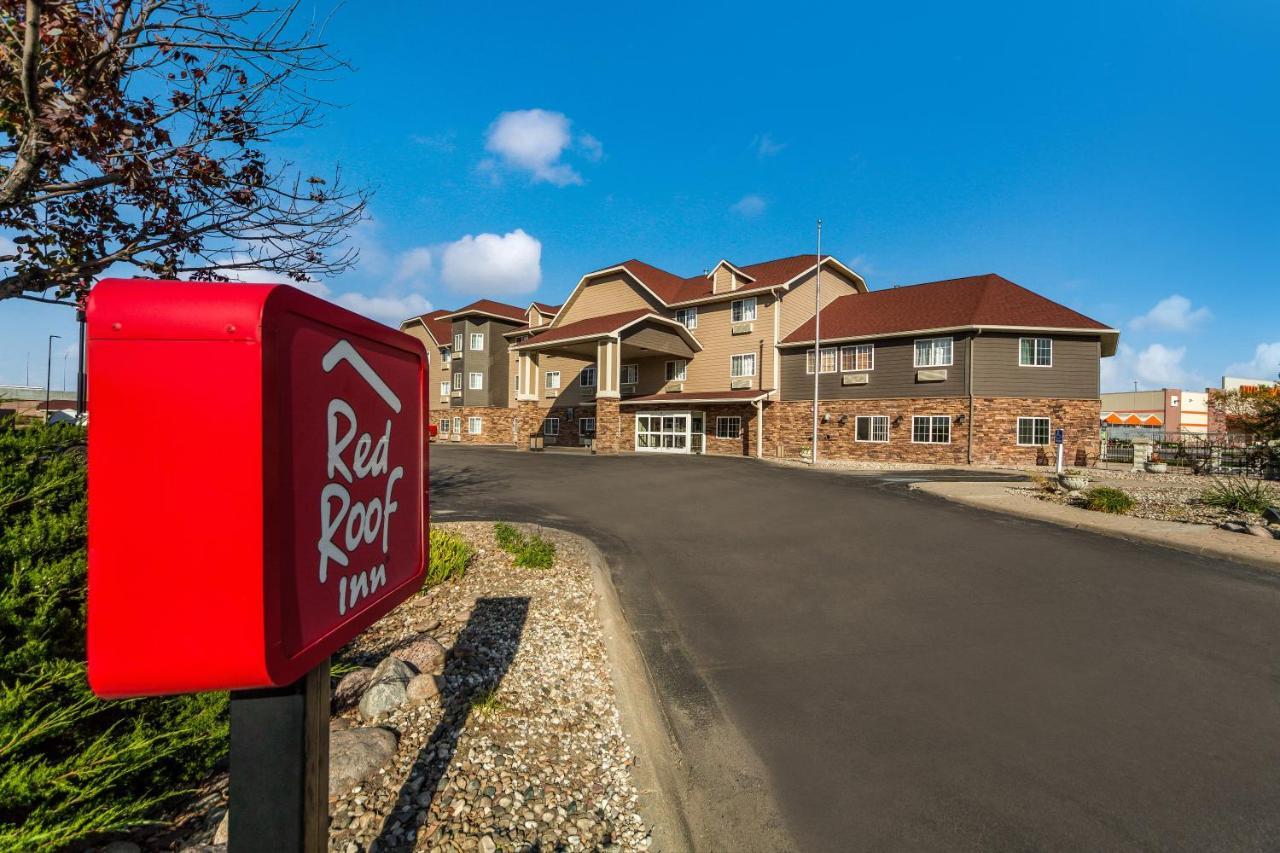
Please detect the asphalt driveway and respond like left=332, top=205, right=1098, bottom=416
left=429, top=445, right=1280, bottom=852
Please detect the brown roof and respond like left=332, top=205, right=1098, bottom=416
left=781, top=274, right=1114, bottom=345
left=517, top=309, right=654, bottom=348
left=407, top=308, right=453, bottom=346
left=618, top=389, right=771, bottom=404
left=592, top=254, right=843, bottom=306
left=531, top=302, right=562, bottom=315
left=443, top=298, right=527, bottom=323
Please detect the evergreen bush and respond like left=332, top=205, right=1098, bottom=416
left=1083, top=486, right=1136, bottom=514
left=0, top=425, right=228, bottom=849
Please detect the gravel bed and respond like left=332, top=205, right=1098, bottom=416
left=1013, top=478, right=1279, bottom=529
left=162, top=522, right=651, bottom=853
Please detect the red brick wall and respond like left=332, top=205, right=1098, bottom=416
left=766, top=397, right=1101, bottom=466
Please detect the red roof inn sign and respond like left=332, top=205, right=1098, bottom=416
left=86, top=279, right=428, bottom=849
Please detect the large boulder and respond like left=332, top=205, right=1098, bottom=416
left=406, top=673, right=440, bottom=705
left=329, top=727, right=398, bottom=794
left=357, top=656, right=414, bottom=721
left=393, top=636, right=447, bottom=676
left=332, top=666, right=374, bottom=712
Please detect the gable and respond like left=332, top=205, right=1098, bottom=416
left=555, top=272, right=665, bottom=326
left=778, top=266, right=862, bottom=338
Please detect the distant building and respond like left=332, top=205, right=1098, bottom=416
left=1100, top=387, right=1209, bottom=436
left=1222, top=376, right=1277, bottom=393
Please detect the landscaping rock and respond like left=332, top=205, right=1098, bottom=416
left=357, top=657, right=414, bottom=720
left=329, top=727, right=398, bottom=794
left=1245, top=524, right=1275, bottom=539
left=1219, top=521, right=1250, bottom=534
left=332, top=666, right=374, bottom=711
left=100, top=843, right=142, bottom=853
left=392, top=635, right=447, bottom=675
left=213, top=812, right=228, bottom=844
left=406, top=673, right=440, bottom=704
left=1264, top=506, right=1280, bottom=524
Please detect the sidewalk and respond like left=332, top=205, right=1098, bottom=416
left=913, top=480, right=1280, bottom=573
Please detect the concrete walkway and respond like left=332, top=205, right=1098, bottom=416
left=915, top=480, right=1280, bottom=573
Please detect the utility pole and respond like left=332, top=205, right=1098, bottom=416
left=46, top=335, right=62, bottom=424
left=811, top=220, right=822, bottom=465
left=62, top=352, right=69, bottom=392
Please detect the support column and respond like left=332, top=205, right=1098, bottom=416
left=593, top=337, right=622, bottom=454
left=514, top=351, right=541, bottom=450
left=594, top=397, right=621, bottom=454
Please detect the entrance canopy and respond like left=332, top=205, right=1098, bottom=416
left=619, top=389, right=771, bottom=405
left=513, top=309, right=700, bottom=359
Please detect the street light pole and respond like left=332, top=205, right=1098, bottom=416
left=46, top=335, right=62, bottom=424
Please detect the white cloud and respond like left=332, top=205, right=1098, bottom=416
left=731, top=194, right=767, bottom=218
left=579, top=133, right=604, bottom=162
left=1130, top=294, right=1211, bottom=332
left=333, top=292, right=433, bottom=325
left=1101, top=342, right=1201, bottom=392
left=1225, top=341, right=1280, bottom=381
left=484, top=109, right=591, bottom=186
left=393, top=247, right=433, bottom=288
left=440, top=229, right=541, bottom=295
left=752, top=133, right=786, bottom=157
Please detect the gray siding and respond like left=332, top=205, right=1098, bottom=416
left=780, top=334, right=971, bottom=401
left=454, top=317, right=519, bottom=407
left=971, top=333, right=1100, bottom=399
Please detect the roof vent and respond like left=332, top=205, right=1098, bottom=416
left=703, top=268, right=709, bottom=276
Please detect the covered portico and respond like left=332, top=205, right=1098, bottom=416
left=512, top=309, right=701, bottom=452
left=619, top=389, right=771, bottom=457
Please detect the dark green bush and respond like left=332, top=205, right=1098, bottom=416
left=427, top=528, right=473, bottom=587
left=1083, top=486, right=1136, bottom=514
left=513, top=535, right=556, bottom=570
left=1200, top=477, right=1277, bottom=515
left=493, top=521, right=524, bottom=554
left=0, top=425, right=228, bottom=849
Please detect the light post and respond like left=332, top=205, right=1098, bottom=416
left=45, top=335, right=62, bottom=424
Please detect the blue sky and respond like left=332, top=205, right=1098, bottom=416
left=3, top=0, right=1278, bottom=392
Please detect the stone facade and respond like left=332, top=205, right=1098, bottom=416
left=433, top=405, right=517, bottom=446
left=540, top=405, right=593, bottom=448
left=767, top=396, right=1101, bottom=466
left=594, top=398, right=622, bottom=454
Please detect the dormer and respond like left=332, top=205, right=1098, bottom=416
left=709, top=260, right=756, bottom=294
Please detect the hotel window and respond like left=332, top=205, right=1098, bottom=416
left=580, top=366, right=597, bottom=387
left=715, top=416, right=742, bottom=439
left=1017, top=417, right=1051, bottom=446
left=453, top=333, right=463, bottom=352
left=545, top=370, right=561, bottom=389
left=912, top=415, right=951, bottom=444
left=841, top=344, right=874, bottom=372
left=440, top=381, right=450, bottom=397
left=514, top=371, right=520, bottom=393
left=452, top=372, right=462, bottom=391
left=914, top=337, right=953, bottom=368
left=621, top=363, right=639, bottom=385
left=441, top=346, right=451, bottom=362
left=731, top=353, right=756, bottom=377
left=855, top=415, right=889, bottom=442
left=1019, top=337, right=1052, bottom=367
left=806, top=346, right=838, bottom=374
left=451, top=416, right=461, bottom=434
left=467, top=416, right=483, bottom=435
left=665, top=360, right=687, bottom=381
left=468, top=372, right=483, bottom=390
left=469, top=332, right=485, bottom=351
left=675, top=307, right=698, bottom=329
left=543, top=417, right=560, bottom=436
left=731, top=297, right=757, bottom=323
left=580, top=417, right=596, bottom=434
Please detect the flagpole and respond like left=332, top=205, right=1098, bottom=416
left=811, top=219, right=822, bottom=465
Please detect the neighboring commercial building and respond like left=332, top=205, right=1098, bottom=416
left=1100, top=387, right=1209, bottom=436
left=402, top=257, right=1117, bottom=464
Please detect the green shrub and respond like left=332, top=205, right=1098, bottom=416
left=1083, top=486, right=1135, bottom=514
left=493, top=521, right=525, bottom=554
left=1200, top=477, right=1277, bottom=515
left=513, top=534, right=556, bottom=570
left=0, top=425, right=228, bottom=850
left=427, top=529, right=473, bottom=587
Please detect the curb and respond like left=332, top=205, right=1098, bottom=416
left=912, top=482, right=1280, bottom=574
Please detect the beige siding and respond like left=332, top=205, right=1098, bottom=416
left=557, top=273, right=663, bottom=326
left=778, top=267, right=861, bottom=339
left=537, top=353, right=594, bottom=410
left=683, top=294, right=776, bottom=392
left=971, top=334, right=1101, bottom=399
left=713, top=266, right=732, bottom=293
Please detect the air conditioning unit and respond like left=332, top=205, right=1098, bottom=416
left=916, top=369, right=947, bottom=382
left=730, top=378, right=752, bottom=390
left=621, top=382, right=637, bottom=396
left=842, top=373, right=869, bottom=386
left=581, top=388, right=596, bottom=399
left=450, top=434, right=461, bottom=442
left=665, top=382, right=684, bottom=393
left=544, top=389, right=558, bottom=398
left=731, top=322, right=753, bottom=335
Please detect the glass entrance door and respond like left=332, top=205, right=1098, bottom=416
left=636, top=411, right=692, bottom=453
left=690, top=413, right=704, bottom=454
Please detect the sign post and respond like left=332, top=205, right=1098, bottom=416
left=1054, top=427, right=1065, bottom=473
left=86, top=279, right=428, bottom=852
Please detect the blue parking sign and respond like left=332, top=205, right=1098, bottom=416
left=1054, top=428, right=1064, bottom=445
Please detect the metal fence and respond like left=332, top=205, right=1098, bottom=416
left=1098, top=430, right=1278, bottom=478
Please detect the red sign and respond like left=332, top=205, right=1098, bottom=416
left=87, top=279, right=428, bottom=697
